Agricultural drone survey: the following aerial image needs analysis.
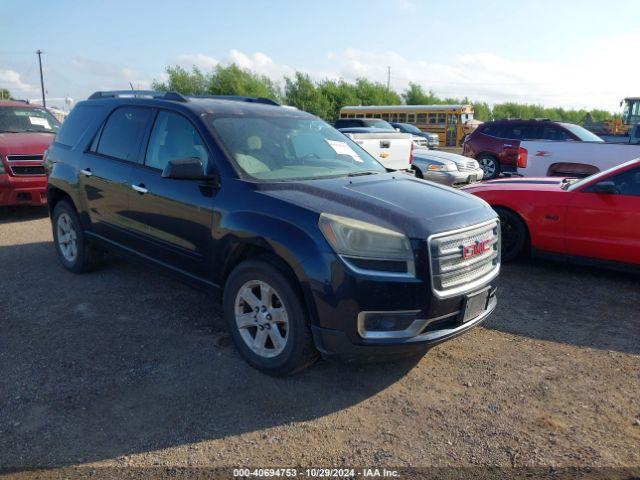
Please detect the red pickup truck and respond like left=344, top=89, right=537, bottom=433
left=0, top=101, right=60, bottom=207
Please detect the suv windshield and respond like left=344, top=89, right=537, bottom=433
left=397, top=123, right=421, bottom=134
left=363, top=119, right=394, bottom=130
left=206, top=114, right=386, bottom=181
left=560, top=123, right=604, bottom=142
left=0, top=107, right=61, bottom=134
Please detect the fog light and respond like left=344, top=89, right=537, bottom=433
left=357, top=311, right=426, bottom=340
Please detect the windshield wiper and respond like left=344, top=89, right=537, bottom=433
left=347, top=170, right=380, bottom=177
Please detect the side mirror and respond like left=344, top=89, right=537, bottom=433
left=161, top=157, right=216, bottom=182
left=592, top=180, right=618, bottom=194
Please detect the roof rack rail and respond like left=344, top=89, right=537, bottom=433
left=192, top=95, right=280, bottom=106
left=88, top=90, right=188, bottom=102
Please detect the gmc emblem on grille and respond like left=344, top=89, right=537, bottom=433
left=461, top=239, right=491, bottom=259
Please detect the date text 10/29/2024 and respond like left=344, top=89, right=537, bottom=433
left=233, top=468, right=400, bottom=478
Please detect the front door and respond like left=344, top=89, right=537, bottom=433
left=79, top=106, right=153, bottom=244
left=565, top=166, right=640, bottom=265
left=127, top=110, right=216, bottom=278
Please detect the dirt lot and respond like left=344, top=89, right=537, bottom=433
left=1, top=207, right=639, bottom=476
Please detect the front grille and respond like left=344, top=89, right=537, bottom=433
left=7, top=154, right=44, bottom=162
left=10, top=165, right=46, bottom=176
left=428, top=220, right=500, bottom=296
left=456, top=161, right=478, bottom=172
left=413, top=138, right=428, bottom=148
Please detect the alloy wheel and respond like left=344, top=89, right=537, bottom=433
left=56, top=212, right=78, bottom=262
left=479, top=157, right=497, bottom=178
left=234, top=280, right=289, bottom=358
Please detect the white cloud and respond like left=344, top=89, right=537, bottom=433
left=176, top=53, right=219, bottom=70
left=325, top=41, right=640, bottom=111
left=175, top=50, right=295, bottom=83
left=173, top=46, right=634, bottom=110
left=0, top=69, right=37, bottom=96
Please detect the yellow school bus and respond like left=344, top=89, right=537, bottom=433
left=338, top=104, right=475, bottom=147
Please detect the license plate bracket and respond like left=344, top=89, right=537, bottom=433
left=460, top=289, right=489, bottom=323
left=468, top=174, right=477, bottom=183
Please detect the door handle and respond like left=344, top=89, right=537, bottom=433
left=132, top=184, right=148, bottom=194
left=80, top=168, right=92, bottom=177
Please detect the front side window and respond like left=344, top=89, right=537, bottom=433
left=95, top=107, right=152, bottom=162
left=596, top=167, right=640, bottom=196
left=206, top=114, right=385, bottom=181
left=145, top=111, right=208, bottom=171
left=0, top=106, right=60, bottom=134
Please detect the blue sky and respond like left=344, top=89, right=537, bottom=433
left=1, top=0, right=638, bottom=111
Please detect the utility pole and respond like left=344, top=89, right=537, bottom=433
left=36, top=50, right=46, bottom=108
left=386, top=66, right=391, bottom=91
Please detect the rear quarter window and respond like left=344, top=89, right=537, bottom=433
left=480, top=124, right=503, bottom=137
left=55, top=105, right=103, bottom=147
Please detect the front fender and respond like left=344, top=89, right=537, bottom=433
left=215, top=211, right=334, bottom=325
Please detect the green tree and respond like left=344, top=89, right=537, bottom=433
left=152, top=64, right=280, bottom=100
left=283, top=72, right=333, bottom=119
left=152, top=66, right=208, bottom=95
left=353, top=78, right=401, bottom=106
left=207, top=64, right=280, bottom=99
left=0, top=88, right=12, bottom=100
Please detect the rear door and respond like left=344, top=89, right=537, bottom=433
left=127, top=109, right=216, bottom=277
left=79, top=106, right=153, bottom=244
left=565, top=166, right=640, bottom=265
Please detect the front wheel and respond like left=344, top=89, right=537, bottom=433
left=478, top=154, right=500, bottom=179
left=495, top=207, right=528, bottom=262
left=223, top=258, right=318, bottom=376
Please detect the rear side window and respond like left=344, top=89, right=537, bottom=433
left=481, top=124, right=503, bottom=137
left=541, top=126, right=569, bottom=141
left=55, top=105, right=101, bottom=147
left=94, top=107, right=152, bottom=162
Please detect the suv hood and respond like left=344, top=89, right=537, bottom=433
left=0, top=132, right=55, bottom=157
left=258, top=172, right=496, bottom=238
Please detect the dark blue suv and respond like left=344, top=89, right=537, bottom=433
left=46, top=91, right=500, bottom=375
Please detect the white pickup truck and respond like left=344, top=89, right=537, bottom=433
left=338, top=127, right=413, bottom=171
left=518, top=140, right=640, bottom=177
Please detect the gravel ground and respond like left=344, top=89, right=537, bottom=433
left=0, top=206, right=639, bottom=477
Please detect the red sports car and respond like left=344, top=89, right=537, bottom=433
left=463, top=159, right=640, bottom=270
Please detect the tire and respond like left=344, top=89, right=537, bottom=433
left=477, top=154, right=500, bottom=179
left=495, top=207, right=528, bottom=262
left=223, top=258, right=318, bottom=376
left=412, top=166, right=424, bottom=179
left=52, top=200, right=99, bottom=273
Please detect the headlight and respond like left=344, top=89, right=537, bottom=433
left=318, top=213, right=413, bottom=261
left=427, top=163, right=456, bottom=172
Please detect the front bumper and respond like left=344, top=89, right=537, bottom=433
left=422, top=168, right=484, bottom=186
left=0, top=174, right=47, bottom=206
left=301, top=251, right=498, bottom=360
left=312, top=293, right=496, bottom=359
